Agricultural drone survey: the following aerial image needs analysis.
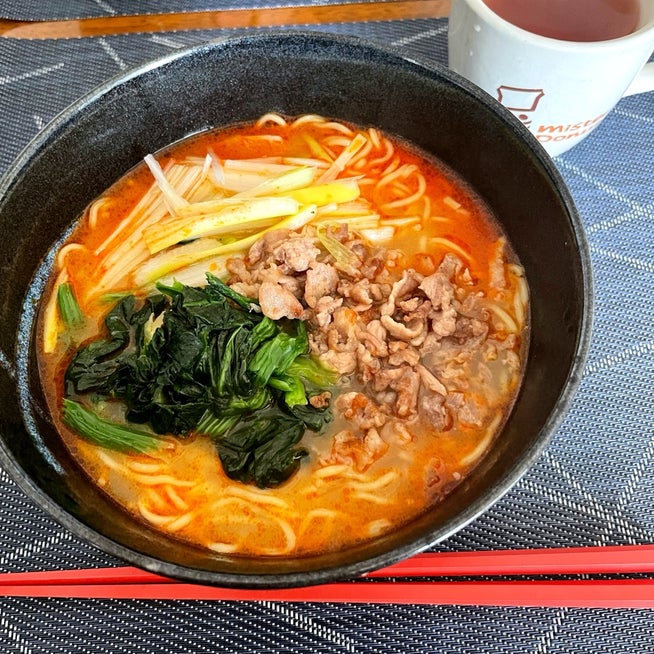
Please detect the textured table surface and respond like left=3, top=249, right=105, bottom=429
left=0, top=10, right=653, bottom=654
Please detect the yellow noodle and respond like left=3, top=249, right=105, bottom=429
left=443, top=195, right=462, bottom=210
left=291, top=114, right=327, bottom=127
left=379, top=156, right=400, bottom=177
left=314, top=464, right=350, bottom=479
left=55, top=243, right=86, bottom=270
left=302, top=118, right=354, bottom=135
left=87, top=197, right=111, bottom=229
left=381, top=173, right=427, bottom=212
left=368, top=137, right=395, bottom=168
left=422, top=195, right=431, bottom=220
left=516, top=273, right=529, bottom=305
left=368, top=127, right=381, bottom=149
left=513, top=288, right=526, bottom=329
left=96, top=450, right=127, bottom=473
left=375, top=163, right=417, bottom=191
left=165, top=512, right=194, bottom=533
left=344, top=470, right=398, bottom=493
left=297, top=508, right=340, bottom=539
left=460, top=413, right=502, bottom=467
left=146, top=488, right=168, bottom=512
left=430, top=237, right=472, bottom=263
left=304, top=508, right=339, bottom=520
left=259, top=516, right=296, bottom=556
left=132, top=474, right=195, bottom=487
left=164, top=484, right=190, bottom=512
left=226, top=485, right=289, bottom=509
left=487, top=302, right=519, bottom=333
left=210, top=498, right=250, bottom=515
left=391, top=181, right=412, bottom=195
left=379, top=216, right=420, bottom=227
left=207, top=542, right=239, bottom=554
left=320, top=121, right=355, bottom=135
left=367, top=518, right=392, bottom=537
left=342, top=468, right=375, bottom=482
left=255, top=112, right=287, bottom=127
left=126, top=460, right=164, bottom=474
left=352, top=492, right=390, bottom=505
left=137, top=502, right=175, bottom=526
left=323, top=135, right=352, bottom=149
left=210, top=497, right=297, bottom=555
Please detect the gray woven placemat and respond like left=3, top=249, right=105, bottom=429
left=1, top=17, right=654, bottom=654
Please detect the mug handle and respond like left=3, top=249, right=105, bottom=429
left=625, top=61, right=654, bottom=96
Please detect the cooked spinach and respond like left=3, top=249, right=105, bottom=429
left=64, top=273, right=336, bottom=487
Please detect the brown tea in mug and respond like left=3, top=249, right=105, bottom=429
left=483, top=0, right=641, bottom=42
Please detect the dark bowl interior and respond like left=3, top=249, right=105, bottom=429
left=0, top=32, right=592, bottom=588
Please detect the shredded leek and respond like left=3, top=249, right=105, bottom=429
left=317, top=133, right=368, bottom=184
left=135, top=205, right=318, bottom=287
left=143, top=197, right=300, bottom=254
left=316, top=225, right=361, bottom=268
left=144, top=154, right=190, bottom=216
left=282, top=179, right=360, bottom=206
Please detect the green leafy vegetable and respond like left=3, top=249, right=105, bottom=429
left=248, top=322, right=309, bottom=387
left=64, top=273, right=333, bottom=487
left=62, top=399, right=161, bottom=454
left=57, top=282, right=84, bottom=328
left=214, top=408, right=309, bottom=488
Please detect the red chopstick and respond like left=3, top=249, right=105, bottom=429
left=0, top=579, right=652, bottom=608
left=2, top=544, right=653, bottom=587
left=372, top=544, right=654, bottom=577
left=1, top=546, right=653, bottom=607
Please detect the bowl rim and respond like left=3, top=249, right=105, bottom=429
left=0, top=29, right=594, bottom=588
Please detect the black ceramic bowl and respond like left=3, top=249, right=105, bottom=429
left=0, top=32, right=592, bottom=588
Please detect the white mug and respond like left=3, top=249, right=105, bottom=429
left=448, top=0, right=654, bottom=156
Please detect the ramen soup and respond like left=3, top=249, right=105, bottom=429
left=38, top=114, right=529, bottom=557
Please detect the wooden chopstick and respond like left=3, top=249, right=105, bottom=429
left=0, top=579, right=653, bottom=608
left=0, top=0, right=451, bottom=40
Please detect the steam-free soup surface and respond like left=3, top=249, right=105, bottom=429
left=39, top=114, right=529, bottom=556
